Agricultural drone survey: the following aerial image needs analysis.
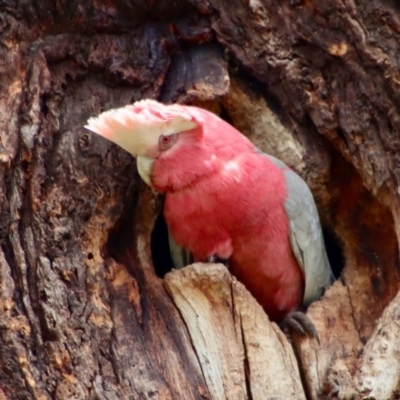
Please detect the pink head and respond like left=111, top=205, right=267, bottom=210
left=85, top=99, right=254, bottom=190
left=85, top=100, right=198, bottom=158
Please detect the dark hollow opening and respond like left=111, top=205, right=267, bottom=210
left=323, top=228, right=345, bottom=280
left=151, top=213, right=174, bottom=278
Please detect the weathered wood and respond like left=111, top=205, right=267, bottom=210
left=2, top=0, right=400, bottom=399
left=165, top=263, right=306, bottom=400
left=221, top=74, right=400, bottom=398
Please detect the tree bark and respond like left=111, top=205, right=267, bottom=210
left=2, top=0, right=400, bottom=399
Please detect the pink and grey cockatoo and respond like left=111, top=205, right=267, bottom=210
left=85, top=100, right=333, bottom=338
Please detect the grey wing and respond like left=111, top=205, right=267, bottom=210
left=267, top=155, right=334, bottom=307
left=168, top=227, right=193, bottom=269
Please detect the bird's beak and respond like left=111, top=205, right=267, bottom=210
left=85, top=100, right=198, bottom=186
left=136, top=155, right=154, bottom=186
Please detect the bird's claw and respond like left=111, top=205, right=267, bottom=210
left=207, top=254, right=218, bottom=263
left=280, top=311, right=320, bottom=344
left=206, top=254, right=229, bottom=266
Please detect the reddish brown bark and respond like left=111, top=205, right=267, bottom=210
left=2, top=0, right=400, bottom=398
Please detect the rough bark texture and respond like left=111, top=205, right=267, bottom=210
left=2, top=0, right=400, bottom=399
left=164, top=263, right=306, bottom=400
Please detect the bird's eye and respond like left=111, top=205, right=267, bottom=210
left=159, top=134, right=177, bottom=151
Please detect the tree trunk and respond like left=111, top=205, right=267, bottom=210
left=2, top=0, right=400, bottom=399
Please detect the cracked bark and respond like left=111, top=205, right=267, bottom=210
left=2, top=0, right=400, bottom=399
left=164, top=264, right=305, bottom=400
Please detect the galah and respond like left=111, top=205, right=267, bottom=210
left=86, top=100, right=333, bottom=338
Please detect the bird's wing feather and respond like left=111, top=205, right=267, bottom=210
left=168, top=226, right=193, bottom=269
left=266, top=154, right=334, bottom=306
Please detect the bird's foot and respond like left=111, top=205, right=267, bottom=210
left=206, top=254, right=229, bottom=266
left=280, top=311, right=320, bottom=344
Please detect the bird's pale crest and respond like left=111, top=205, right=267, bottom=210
left=85, top=100, right=198, bottom=157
